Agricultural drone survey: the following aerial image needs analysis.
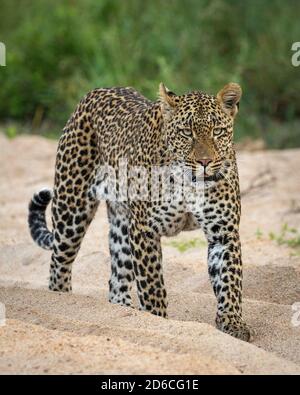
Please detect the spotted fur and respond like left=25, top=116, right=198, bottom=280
left=28, top=82, right=252, bottom=341
left=28, top=188, right=54, bottom=250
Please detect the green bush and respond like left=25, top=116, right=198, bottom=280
left=0, top=0, right=299, bottom=147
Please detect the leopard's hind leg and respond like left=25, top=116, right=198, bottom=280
left=49, top=125, right=99, bottom=292
left=50, top=192, right=98, bottom=292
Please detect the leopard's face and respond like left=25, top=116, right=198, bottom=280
left=159, top=83, right=242, bottom=180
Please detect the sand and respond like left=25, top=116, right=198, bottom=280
left=0, top=133, right=300, bottom=374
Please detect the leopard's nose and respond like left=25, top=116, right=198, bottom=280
left=198, top=158, right=212, bottom=167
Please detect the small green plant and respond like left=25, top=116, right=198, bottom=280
left=269, top=223, right=300, bottom=254
left=255, top=228, right=263, bottom=240
left=165, top=238, right=207, bottom=253
left=5, top=125, right=17, bottom=139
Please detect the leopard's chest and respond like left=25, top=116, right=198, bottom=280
left=147, top=201, right=200, bottom=237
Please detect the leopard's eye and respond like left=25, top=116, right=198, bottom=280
left=178, top=127, right=193, bottom=138
left=213, top=127, right=226, bottom=137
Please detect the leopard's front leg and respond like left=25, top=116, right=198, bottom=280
left=107, top=202, right=134, bottom=308
left=198, top=175, right=252, bottom=342
left=129, top=202, right=168, bottom=317
left=206, top=230, right=251, bottom=341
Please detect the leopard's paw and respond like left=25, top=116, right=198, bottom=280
left=109, top=293, right=133, bottom=308
left=216, top=314, right=253, bottom=342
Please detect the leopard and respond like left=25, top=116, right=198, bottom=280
left=28, top=82, right=252, bottom=341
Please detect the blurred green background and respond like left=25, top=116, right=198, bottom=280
left=0, top=0, right=299, bottom=148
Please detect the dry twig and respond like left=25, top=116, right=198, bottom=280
left=241, top=168, right=276, bottom=197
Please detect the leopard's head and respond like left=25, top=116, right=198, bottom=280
left=159, top=82, right=242, bottom=180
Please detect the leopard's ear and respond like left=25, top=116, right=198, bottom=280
left=217, top=83, right=242, bottom=117
left=159, top=83, right=179, bottom=117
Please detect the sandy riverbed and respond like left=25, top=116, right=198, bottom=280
left=0, top=134, right=300, bottom=374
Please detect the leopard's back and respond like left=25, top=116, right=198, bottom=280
left=63, top=87, right=163, bottom=167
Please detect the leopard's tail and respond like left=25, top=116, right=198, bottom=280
left=28, top=188, right=54, bottom=250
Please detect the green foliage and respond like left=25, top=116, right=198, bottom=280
left=255, top=228, right=263, bottom=240
left=0, top=0, right=299, bottom=147
left=166, top=238, right=207, bottom=253
left=269, top=223, right=300, bottom=254
left=4, top=124, right=17, bottom=139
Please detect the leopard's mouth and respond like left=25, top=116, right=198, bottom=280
left=193, top=168, right=223, bottom=183
left=205, top=168, right=225, bottom=181
left=191, top=168, right=220, bottom=182
left=182, top=161, right=225, bottom=183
